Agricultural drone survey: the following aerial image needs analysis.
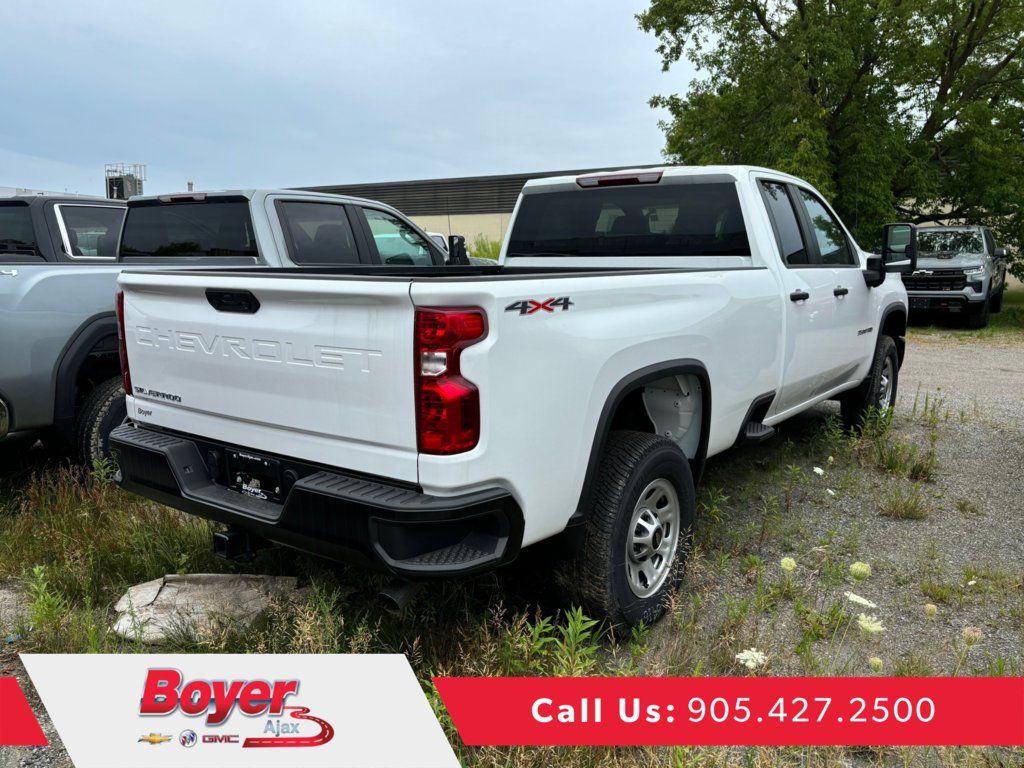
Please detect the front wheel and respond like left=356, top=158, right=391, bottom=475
left=840, top=335, right=899, bottom=431
left=558, top=431, right=695, bottom=628
left=966, top=296, right=990, bottom=329
left=990, top=287, right=1004, bottom=314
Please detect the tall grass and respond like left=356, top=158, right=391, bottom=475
left=1, top=413, right=1019, bottom=766
left=0, top=464, right=222, bottom=604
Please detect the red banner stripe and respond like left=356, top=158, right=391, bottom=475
left=0, top=677, right=48, bottom=746
left=433, top=677, right=1024, bottom=746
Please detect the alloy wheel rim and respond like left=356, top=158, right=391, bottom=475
left=625, top=478, right=680, bottom=598
left=877, top=357, right=893, bottom=408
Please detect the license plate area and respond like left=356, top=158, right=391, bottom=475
left=227, top=450, right=282, bottom=503
left=910, top=297, right=929, bottom=309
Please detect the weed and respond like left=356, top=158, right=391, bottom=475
left=955, top=498, right=981, bottom=516
left=920, top=580, right=955, bottom=604
left=0, top=466, right=226, bottom=605
left=552, top=607, right=603, bottom=676
left=27, top=564, right=66, bottom=636
left=879, top=484, right=929, bottom=520
left=893, top=652, right=937, bottom=677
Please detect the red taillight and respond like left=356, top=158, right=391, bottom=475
left=415, top=307, right=487, bottom=454
left=115, top=290, right=132, bottom=395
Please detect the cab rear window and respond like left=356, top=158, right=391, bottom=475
left=507, top=182, right=750, bottom=257
left=120, top=199, right=258, bottom=259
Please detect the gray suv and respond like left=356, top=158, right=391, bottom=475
left=901, top=225, right=1008, bottom=329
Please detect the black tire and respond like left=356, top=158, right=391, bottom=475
left=990, top=287, right=1004, bottom=314
left=557, top=431, right=695, bottom=628
left=840, top=335, right=899, bottom=431
left=966, top=296, right=990, bottom=329
left=75, top=376, right=127, bottom=468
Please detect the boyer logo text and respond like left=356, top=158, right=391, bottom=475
left=139, top=668, right=335, bottom=748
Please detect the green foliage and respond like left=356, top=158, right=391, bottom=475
left=879, top=483, right=930, bottom=520
left=470, top=234, right=502, bottom=261
left=638, top=0, right=1024, bottom=275
left=0, top=465, right=223, bottom=604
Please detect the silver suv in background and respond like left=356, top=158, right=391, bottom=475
left=902, top=225, right=1008, bottom=328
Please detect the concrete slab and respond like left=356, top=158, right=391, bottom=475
left=112, top=574, right=304, bottom=643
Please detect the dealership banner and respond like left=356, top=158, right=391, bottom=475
left=18, top=654, right=458, bottom=768
left=0, top=676, right=48, bottom=746
left=434, top=676, right=1024, bottom=746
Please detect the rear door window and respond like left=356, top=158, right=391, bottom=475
left=278, top=201, right=361, bottom=265
left=361, top=208, right=437, bottom=266
left=56, top=205, right=125, bottom=258
left=119, top=199, right=258, bottom=259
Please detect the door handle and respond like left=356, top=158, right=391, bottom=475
left=833, top=287, right=849, bottom=297
left=790, top=290, right=810, bottom=302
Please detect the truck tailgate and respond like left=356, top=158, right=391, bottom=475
left=118, top=272, right=418, bottom=482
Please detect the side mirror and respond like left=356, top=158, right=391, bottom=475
left=863, top=254, right=885, bottom=288
left=994, top=247, right=1007, bottom=259
left=447, top=234, right=469, bottom=266
left=881, top=223, right=917, bottom=273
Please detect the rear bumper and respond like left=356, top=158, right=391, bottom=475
left=110, top=423, right=523, bottom=578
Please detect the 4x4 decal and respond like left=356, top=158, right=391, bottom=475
left=505, top=297, right=574, bottom=315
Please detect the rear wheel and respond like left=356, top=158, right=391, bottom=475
left=558, top=431, right=695, bottom=628
left=75, top=376, right=127, bottom=468
left=840, top=335, right=899, bottom=431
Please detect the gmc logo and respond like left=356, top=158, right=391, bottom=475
left=203, top=734, right=239, bottom=744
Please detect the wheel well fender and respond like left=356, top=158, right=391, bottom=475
left=52, top=312, right=119, bottom=440
left=571, top=360, right=711, bottom=524
left=879, top=304, right=907, bottom=367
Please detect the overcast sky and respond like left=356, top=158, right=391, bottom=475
left=2, top=0, right=695, bottom=196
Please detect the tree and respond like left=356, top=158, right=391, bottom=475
left=638, top=0, right=1024, bottom=275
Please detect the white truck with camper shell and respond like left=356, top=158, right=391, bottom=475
left=111, top=166, right=916, bottom=626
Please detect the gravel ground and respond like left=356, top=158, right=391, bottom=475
left=1, top=328, right=1021, bottom=767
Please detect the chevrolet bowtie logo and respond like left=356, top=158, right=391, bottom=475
left=138, top=733, right=172, bottom=745
left=912, top=269, right=934, bottom=275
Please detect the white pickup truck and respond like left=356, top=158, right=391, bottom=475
left=111, top=166, right=915, bottom=626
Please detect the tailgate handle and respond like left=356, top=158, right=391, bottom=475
left=206, top=289, right=260, bottom=314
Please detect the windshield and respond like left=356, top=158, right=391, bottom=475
left=919, top=230, right=984, bottom=255
left=507, top=182, right=750, bottom=257
left=120, top=199, right=258, bottom=258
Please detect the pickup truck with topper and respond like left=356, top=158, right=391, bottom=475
left=111, top=166, right=916, bottom=626
left=0, top=189, right=464, bottom=465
